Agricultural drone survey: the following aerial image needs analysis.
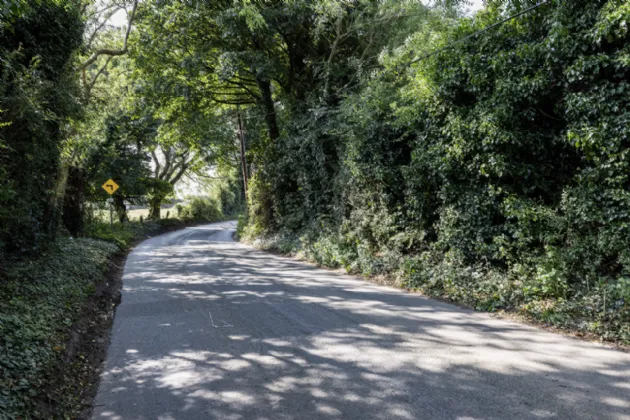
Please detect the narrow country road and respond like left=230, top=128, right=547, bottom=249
left=92, top=221, right=630, bottom=420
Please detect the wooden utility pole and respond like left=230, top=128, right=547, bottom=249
left=237, top=107, right=249, bottom=197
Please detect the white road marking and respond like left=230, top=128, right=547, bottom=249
left=209, top=311, right=233, bottom=328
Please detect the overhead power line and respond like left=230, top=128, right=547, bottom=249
left=407, top=0, right=552, bottom=66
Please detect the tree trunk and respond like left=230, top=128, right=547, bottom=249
left=148, top=198, right=161, bottom=220
left=113, top=195, right=128, bottom=223
left=62, top=166, right=86, bottom=236
left=237, top=108, right=249, bottom=196
left=45, top=160, right=71, bottom=241
left=256, top=78, right=279, bottom=140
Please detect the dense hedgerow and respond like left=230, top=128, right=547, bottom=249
left=244, top=1, right=630, bottom=343
left=0, top=1, right=83, bottom=254
left=178, top=196, right=226, bottom=223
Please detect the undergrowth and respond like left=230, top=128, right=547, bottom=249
left=239, top=219, right=630, bottom=345
left=85, top=218, right=190, bottom=250
left=0, top=238, right=117, bottom=418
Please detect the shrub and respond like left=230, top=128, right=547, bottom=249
left=179, top=196, right=224, bottom=222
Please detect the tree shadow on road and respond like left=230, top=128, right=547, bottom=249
left=93, top=228, right=630, bottom=420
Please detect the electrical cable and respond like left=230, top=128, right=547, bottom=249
left=407, top=0, right=552, bottom=66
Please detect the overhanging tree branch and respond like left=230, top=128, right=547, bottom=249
left=79, top=0, right=138, bottom=71
left=85, top=55, right=114, bottom=100
left=170, top=160, right=190, bottom=185
left=211, top=98, right=257, bottom=106
left=85, top=5, right=123, bottom=50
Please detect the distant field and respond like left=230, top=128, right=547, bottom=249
left=96, top=207, right=177, bottom=221
left=127, top=208, right=150, bottom=220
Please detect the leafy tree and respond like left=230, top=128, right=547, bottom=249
left=145, top=178, right=173, bottom=220
left=134, top=0, right=436, bottom=139
left=78, top=0, right=139, bottom=102
left=55, top=0, right=141, bottom=234
left=85, top=111, right=155, bottom=222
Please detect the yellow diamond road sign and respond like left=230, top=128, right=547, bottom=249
left=102, top=179, right=119, bottom=195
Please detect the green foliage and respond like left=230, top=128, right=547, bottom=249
left=207, top=166, right=246, bottom=217
left=235, top=213, right=248, bottom=240
left=145, top=178, right=174, bottom=220
left=240, top=0, right=630, bottom=343
left=84, top=217, right=189, bottom=250
left=0, top=210, right=204, bottom=418
left=85, top=112, right=155, bottom=202
left=246, top=173, right=276, bottom=236
left=0, top=0, right=83, bottom=253
left=179, top=197, right=224, bottom=223
left=0, top=0, right=31, bottom=29
left=85, top=221, right=140, bottom=250
left=0, top=238, right=118, bottom=418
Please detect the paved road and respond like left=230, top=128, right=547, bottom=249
left=93, top=221, right=630, bottom=420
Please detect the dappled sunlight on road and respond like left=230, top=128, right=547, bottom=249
left=93, top=222, right=630, bottom=420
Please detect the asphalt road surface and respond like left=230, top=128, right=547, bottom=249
left=92, top=221, right=630, bottom=420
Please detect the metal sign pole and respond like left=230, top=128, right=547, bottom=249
left=107, top=197, right=114, bottom=228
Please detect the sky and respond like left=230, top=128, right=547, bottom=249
left=469, top=0, right=486, bottom=12
left=110, top=7, right=128, bottom=27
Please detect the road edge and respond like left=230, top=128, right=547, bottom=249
left=237, top=232, right=630, bottom=353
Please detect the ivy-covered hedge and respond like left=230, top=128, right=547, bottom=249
left=0, top=1, right=83, bottom=254
left=244, top=1, right=630, bottom=343
left=0, top=238, right=118, bottom=418
left=0, top=216, right=205, bottom=418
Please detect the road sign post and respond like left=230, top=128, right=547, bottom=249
left=106, top=197, right=114, bottom=228
left=102, top=179, right=120, bottom=229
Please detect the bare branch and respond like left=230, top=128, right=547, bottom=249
left=79, top=0, right=138, bottom=71
left=222, top=79, right=261, bottom=100
left=160, top=147, right=174, bottom=180
left=150, top=150, right=161, bottom=178
left=170, top=163, right=190, bottom=185
left=86, top=3, right=119, bottom=19
left=85, top=55, right=114, bottom=100
left=85, top=6, right=123, bottom=50
left=211, top=98, right=257, bottom=105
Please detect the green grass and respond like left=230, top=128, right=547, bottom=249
left=85, top=218, right=188, bottom=250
